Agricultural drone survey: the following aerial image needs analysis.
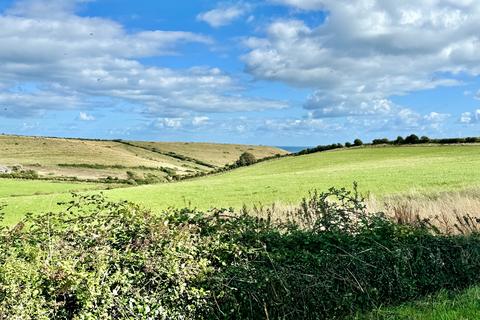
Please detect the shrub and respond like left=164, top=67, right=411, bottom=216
left=236, top=152, right=257, bottom=167
left=3, top=188, right=480, bottom=319
left=0, top=169, right=38, bottom=179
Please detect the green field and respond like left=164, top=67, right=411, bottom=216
left=0, top=179, right=104, bottom=198
left=2, top=144, right=480, bottom=225
left=0, top=179, right=109, bottom=225
left=358, top=286, right=480, bottom=319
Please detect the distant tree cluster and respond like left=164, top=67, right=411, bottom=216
left=297, top=143, right=345, bottom=155
left=373, top=134, right=479, bottom=146
left=296, top=134, right=480, bottom=156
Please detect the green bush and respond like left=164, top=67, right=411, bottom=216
left=2, top=187, right=480, bottom=319
left=0, top=169, right=39, bottom=179
left=235, top=152, right=257, bottom=167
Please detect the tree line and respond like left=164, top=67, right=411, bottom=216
left=297, top=134, right=480, bottom=155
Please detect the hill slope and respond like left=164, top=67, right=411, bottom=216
left=104, top=144, right=480, bottom=209
left=3, top=144, right=480, bottom=225
left=0, top=135, right=287, bottom=181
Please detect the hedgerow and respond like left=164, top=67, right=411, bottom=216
left=1, top=187, right=480, bottom=319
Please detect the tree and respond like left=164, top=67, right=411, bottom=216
left=353, top=139, right=363, bottom=146
left=345, top=142, right=352, bottom=148
left=236, top=152, right=256, bottom=167
left=420, top=136, right=430, bottom=143
left=372, top=138, right=389, bottom=145
left=404, top=134, right=420, bottom=144
left=394, top=136, right=405, bottom=145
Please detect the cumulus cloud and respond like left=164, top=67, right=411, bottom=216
left=0, top=0, right=285, bottom=119
left=244, top=1, right=480, bottom=118
left=460, top=110, right=480, bottom=124
left=197, top=3, right=250, bottom=27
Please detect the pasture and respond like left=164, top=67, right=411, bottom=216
left=2, top=144, right=480, bottom=225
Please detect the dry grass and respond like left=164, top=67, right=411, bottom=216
left=236, top=188, right=480, bottom=235
left=129, top=141, right=289, bottom=167
left=368, top=188, right=480, bottom=234
left=0, top=134, right=286, bottom=181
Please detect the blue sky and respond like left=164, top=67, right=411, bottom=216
left=1, top=0, right=480, bottom=145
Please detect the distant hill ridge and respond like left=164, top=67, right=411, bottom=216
left=0, top=134, right=287, bottom=183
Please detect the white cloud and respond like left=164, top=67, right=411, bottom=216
left=262, top=118, right=337, bottom=132
left=78, top=111, right=95, bottom=121
left=460, top=110, right=480, bottom=124
left=0, top=0, right=285, bottom=119
left=197, top=3, right=250, bottom=27
left=244, top=1, right=480, bottom=118
left=0, top=89, right=84, bottom=118
left=192, top=116, right=209, bottom=126
left=424, top=111, right=450, bottom=123
left=155, top=117, right=183, bottom=129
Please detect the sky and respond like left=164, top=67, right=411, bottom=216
left=1, top=0, right=480, bottom=146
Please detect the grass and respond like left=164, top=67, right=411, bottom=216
left=0, top=179, right=108, bottom=225
left=104, top=144, right=480, bottom=209
left=0, top=134, right=286, bottom=181
left=128, top=140, right=287, bottom=167
left=2, top=144, right=480, bottom=225
left=368, top=188, right=480, bottom=234
left=357, top=286, right=480, bottom=320
left=0, top=179, right=104, bottom=198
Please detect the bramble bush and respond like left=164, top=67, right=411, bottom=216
left=2, top=186, right=480, bottom=319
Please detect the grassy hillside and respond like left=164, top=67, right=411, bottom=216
left=105, top=144, right=480, bottom=208
left=128, top=141, right=287, bottom=167
left=2, top=144, right=480, bottom=225
left=0, top=135, right=286, bottom=181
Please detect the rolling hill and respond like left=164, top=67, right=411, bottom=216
left=0, top=134, right=287, bottom=182
left=2, top=143, right=480, bottom=225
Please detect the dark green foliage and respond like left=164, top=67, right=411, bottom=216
left=297, top=143, right=345, bottom=155
left=235, top=152, right=257, bottom=167
left=125, top=170, right=169, bottom=185
left=372, top=138, right=390, bottom=145
left=3, top=187, right=480, bottom=319
left=420, top=136, right=431, bottom=143
left=404, top=134, right=420, bottom=144
left=394, top=136, right=405, bottom=145
left=296, top=135, right=479, bottom=157
left=0, top=169, right=38, bottom=179
left=354, top=138, right=363, bottom=146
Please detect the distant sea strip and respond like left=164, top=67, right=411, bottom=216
left=276, top=146, right=311, bottom=153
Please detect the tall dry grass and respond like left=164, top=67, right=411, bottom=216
left=244, top=187, right=480, bottom=235
left=368, top=188, right=480, bottom=234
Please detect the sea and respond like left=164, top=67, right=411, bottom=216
left=276, top=146, right=312, bottom=153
